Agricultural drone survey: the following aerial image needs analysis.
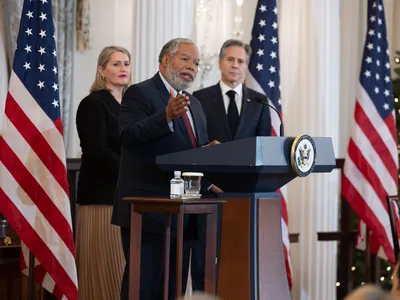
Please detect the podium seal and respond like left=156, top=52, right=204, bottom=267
left=290, top=134, right=316, bottom=177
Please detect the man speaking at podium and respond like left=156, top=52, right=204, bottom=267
left=112, top=38, right=216, bottom=300
left=191, top=39, right=272, bottom=291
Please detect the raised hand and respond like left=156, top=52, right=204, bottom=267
left=165, top=88, right=190, bottom=122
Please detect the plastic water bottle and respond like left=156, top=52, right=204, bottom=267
left=170, top=171, right=184, bottom=199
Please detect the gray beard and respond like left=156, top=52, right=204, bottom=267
left=165, top=66, right=192, bottom=91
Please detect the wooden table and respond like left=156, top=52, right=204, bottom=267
left=124, top=197, right=224, bottom=300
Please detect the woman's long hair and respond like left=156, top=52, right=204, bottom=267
left=90, top=46, right=131, bottom=94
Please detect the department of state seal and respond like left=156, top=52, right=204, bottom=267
left=290, top=134, right=317, bottom=177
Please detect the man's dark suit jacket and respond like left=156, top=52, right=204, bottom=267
left=76, top=90, right=121, bottom=205
left=111, top=72, right=209, bottom=234
left=193, top=83, right=272, bottom=142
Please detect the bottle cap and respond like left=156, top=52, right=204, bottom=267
left=174, top=171, right=181, bottom=177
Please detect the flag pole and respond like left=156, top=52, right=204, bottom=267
left=28, top=250, right=35, bottom=300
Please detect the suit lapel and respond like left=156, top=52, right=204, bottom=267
left=213, top=84, right=232, bottom=140
left=154, top=73, right=171, bottom=106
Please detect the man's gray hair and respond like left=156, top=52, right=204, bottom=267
left=219, top=39, right=252, bottom=62
left=158, top=38, right=197, bottom=63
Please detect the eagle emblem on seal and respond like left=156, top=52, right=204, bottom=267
left=291, top=134, right=317, bottom=177
left=297, top=143, right=311, bottom=167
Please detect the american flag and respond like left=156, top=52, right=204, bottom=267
left=0, top=0, right=78, bottom=298
left=245, top=0, right=292, bottom=288
left=342, top=0, right=398, bottom=264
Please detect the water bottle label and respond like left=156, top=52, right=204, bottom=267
left=171, top=183, right=182, bottom=195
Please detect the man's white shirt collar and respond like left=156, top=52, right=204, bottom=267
left=219, top=81, right=243, bottom=115
left=219, top=81, right=242, bottom=98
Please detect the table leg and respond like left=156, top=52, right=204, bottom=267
left=130, top=205, right=142, bottom=300
left=205, top=212, right=217, bottom=294
left=215, top=202, right=223, bottom=289
left=163, top=214, right=171, bottom=300
left=176, top=208, right=184, bottom=299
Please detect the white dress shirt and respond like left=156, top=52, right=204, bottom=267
left=219, top=81, right=243, bottom=115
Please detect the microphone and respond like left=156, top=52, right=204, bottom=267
left=255, top=97, right=284, bottom=136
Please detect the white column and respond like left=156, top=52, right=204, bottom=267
left=383, top=0, right=400, bottom=79
left=280, top=0, right=341, bottom=299
left=338, top=0, right=367, bottom=158
left=131, top=0, right=195, bottom=84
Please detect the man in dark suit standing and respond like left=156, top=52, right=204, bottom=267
left=191, top=39, right=272, bottom=291
left=194, top=39, right=271, bottom=143
left=111, top=38, right=217, bottom=300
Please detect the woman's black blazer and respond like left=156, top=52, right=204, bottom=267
left=76, top=90, right=121, bottom=205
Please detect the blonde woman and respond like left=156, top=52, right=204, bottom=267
left=76, top=46, right=131, bottom=300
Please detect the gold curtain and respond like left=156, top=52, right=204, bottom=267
left=76, top=0, right=92, bottom=52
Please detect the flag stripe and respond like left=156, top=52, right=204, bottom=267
left=348, top=140, right=392, bottom=215
left=0, top=160, right=77, bottom=281
left=5, top=92, right=69, bottom=196
left=34, top=264, right=48, bottom=286
left=349, top=129, right=397, bottom=196
left=344, top=158, right=393, bottom=247
left=278, top=190, right=288, bottom=226
left=2, top=116, right=72, bottom=222
left=0, top=188, right=78, bottom=298
left=20, top=254, right=57, bottom=295
left=53, top=284, right=63, bottom=300
left=1, top=139, right=75, bottom=254
left=8, top=73, right=66, bottom=162
left=283, top=245, right=292, bottom=287
left=281, top=217, right=289, bottom=248
left=357, top=84, right=398, bottom=163
left=342, top=173, right=394, bottom=262
left=385, top=112, right=397, bottom=142
left=354, top=101, right=398, bottom=182
left=344, top=158, right=394, bottom=258
left=42, top=273, right=56, bottom=292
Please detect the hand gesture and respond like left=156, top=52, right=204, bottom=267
left=166, top=88, right=190, bottom=122
left=202, top=140, right=221, bottom=147
left=210, top=185, right=223, bottom=194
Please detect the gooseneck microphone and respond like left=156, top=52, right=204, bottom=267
left=255, top=97, right=284, bottom=136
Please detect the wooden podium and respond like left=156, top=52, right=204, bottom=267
left=124, top=197, right=224, bottom=300
left=157, top=136, right=336, bottom=300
